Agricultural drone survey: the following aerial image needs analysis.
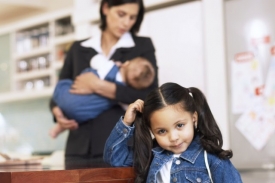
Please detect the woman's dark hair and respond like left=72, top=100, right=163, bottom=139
left=99, top=0, right=145, bottom=34
left=133, top=82, right=233, bottom=183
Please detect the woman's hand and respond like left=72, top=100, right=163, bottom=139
left=123, top=99, right=144, bottom=126
left=70, top=72, right=100, bottom=95
left=52, top=106, right=78, bottom=130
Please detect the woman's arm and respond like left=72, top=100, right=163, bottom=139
left=69, top=71, right=117, bottom=99
left=49, top=42, right=76, bottom=110
left=70, top=38, right=158, bottom=103
left=52, top=106, right=78, bottom=130
left=73, top=38, right=158, bottom=102
left=49, top=42, right=78, bottom=128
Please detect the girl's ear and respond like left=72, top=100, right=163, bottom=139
left=102, top=2, right=109, bottom=15
left=150, top=129, right=155, bottom=139
left=193, top=111, right=198, bottom=128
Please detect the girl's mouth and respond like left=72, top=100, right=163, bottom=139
left=171, top=142, right=183, bottom=149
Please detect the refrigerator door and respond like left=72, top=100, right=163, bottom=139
left=225, top=0, right=275, bottom=170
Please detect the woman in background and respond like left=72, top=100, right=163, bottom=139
left=49, top=0, right=158, bottom=167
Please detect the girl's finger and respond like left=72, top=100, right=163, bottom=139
left=135, top=99, right=144, bottom=112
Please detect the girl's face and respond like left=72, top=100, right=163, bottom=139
left=150, top=104, right=198, bottom=154
left=103, top=3, right=139, bottom=38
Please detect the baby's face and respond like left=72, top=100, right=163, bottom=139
left=124, top=57, right=154, bottom=89
left=126, top=61, right=145, bottom=89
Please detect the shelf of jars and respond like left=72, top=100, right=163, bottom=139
left=53, top=16, right=75, bottom=71
left=0, top=14, right=75, bottom=103
left=54, top=33, right=75, bottom=45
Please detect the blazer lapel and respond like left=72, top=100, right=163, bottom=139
left=79, top=45, right=98, bottom=62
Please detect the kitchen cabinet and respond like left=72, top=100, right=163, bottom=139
left=0, top=9, right=75, bottom=103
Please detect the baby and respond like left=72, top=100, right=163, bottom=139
left=50, top=55, right=155, bottom=138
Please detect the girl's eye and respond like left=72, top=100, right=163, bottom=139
left=158, top=129, right=166, bottom=134
left=177, top=123, right=184, bottom=128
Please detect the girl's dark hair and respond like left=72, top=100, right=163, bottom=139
left=99, top=0, right=145, bottom=34
left=133, top=82, right=233, bottom=183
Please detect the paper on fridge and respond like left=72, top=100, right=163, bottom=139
left=263, top=46, right=275, bottom=106
left=235, top=99, right=275, bottom=150
left=231, top=52, right=264, bottom=114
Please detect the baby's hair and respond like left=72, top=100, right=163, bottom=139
left=128, top=57, right=155, bottom=89
left=133, top=82, right=232, bottom=183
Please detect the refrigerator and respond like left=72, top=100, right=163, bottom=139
left=225, top=0, right=275, bottom=171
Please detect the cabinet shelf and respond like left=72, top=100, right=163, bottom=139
left=14, top=69, right=52, bottom=81
left=53, top=61, right=63, bottom=70
left=0, top=87, right=54, bottom=103
left=1, top=11, right=75, bottom=103
left=54, top=33, right=75, bottom=45
left=14, top=47, right=51, bottom=60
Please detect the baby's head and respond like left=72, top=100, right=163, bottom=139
left=123, top=57, right=155, bottom=89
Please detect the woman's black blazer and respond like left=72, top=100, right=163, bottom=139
left=50, top=34, right=159, bottom=157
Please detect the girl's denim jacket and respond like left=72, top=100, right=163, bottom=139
left=104, top=118, right=243, bottom=183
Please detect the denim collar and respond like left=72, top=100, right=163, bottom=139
left=152, top=136, right=203, bottom=164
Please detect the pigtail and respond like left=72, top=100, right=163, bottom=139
left=189, top=87, right=233, bottom=159
left=133, top=112, right=153, bottom=183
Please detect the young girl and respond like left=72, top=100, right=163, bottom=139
left=103, top=82, right=243, bottom=183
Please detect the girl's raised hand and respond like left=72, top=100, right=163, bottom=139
left=123, top=99, right=144, bottom=126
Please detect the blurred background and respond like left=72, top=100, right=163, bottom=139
left=0, top=0, right=275, bottom=182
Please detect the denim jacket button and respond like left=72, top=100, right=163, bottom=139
left=175, top=160, right=181, bottom=165
left=172, top=177, right=177, bottom=182
left=123, top=128, right=128, bottom=134
left=196, top=177, right=202, bottom=182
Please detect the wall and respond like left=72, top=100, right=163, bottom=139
left=139, top=1, right=204, bottom=90
left=0, top=98, right=67, bottom=154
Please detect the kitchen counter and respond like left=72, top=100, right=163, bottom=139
left=0, top=154, right=135, bottom=183
left=0, top=165, right=135, bottom=183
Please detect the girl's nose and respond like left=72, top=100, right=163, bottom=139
left=169, top=131, right=179, bottom=142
